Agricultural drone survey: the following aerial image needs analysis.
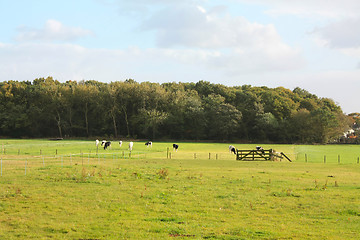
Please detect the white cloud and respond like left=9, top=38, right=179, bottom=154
left=16, top=19, right=94, bottom=42
left=235, top=0, right=360, bottom=18
left=141, top=5, right=281, bottom=48
left=108, top=0, right=204, bottom=17
left=1, top=2, right=305, bottom=84
left=312, top=18, right=360, bottom=49
left=0, top=39, right=302, bottom=84
left=240, top=0, right=360, bottom=67
left=140, top=4, right=304, bottom=72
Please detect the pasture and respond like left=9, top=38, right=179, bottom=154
left=0, top=139, right=359, bottom=239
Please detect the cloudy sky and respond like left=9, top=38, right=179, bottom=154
left=1, top=0, right=359, bottom=113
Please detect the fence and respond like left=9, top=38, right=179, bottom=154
left=0, top=148, right=243, bottom=176
left=1, top=145, right=359, bottom=176
left=297, top=153, right=360, bottom=164
left=0, top=150, right=147, bottom=176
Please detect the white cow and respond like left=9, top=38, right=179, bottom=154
left=119, top=141, right=122, bottom=147
left=129, top=141, right=133, bottom=151
left=229, top=145, right=236, bottom=154
left=95, top=139, right=100, bottom=147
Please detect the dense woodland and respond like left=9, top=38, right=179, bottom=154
left=0, top=77, right=358, bottom=143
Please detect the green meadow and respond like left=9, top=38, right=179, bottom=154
left=0, top=139, right=359, bottom=239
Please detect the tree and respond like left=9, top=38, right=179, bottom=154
left=183, top=90, right=206, bottom=140
left=253, top=112, right=280, bottom=141
left=138, top=109, right=168, bottom=139
left=288, top=109, right=315, bottom=143
left=104, top=83, right=120, bottom=138
left=0, top=81, right=32, bottom=137
left=0, top=78, right=350, bottom=143
left=203, top=94, right=242, bottom=140
left=311, top=108, right=342, bottom=143
left=72, top=83, right=99, bottom=137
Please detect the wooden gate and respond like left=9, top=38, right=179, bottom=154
left=236, top=149, right=292, bottom=162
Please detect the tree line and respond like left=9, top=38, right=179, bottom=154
left=0, top=77, right=354, bottom=143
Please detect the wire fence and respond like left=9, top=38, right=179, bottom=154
left=0, top=150, right=147, bottom=176
left=1, top=146, right=359, bottom=177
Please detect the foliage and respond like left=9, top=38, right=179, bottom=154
left=0, top=77, right=352, bottom=143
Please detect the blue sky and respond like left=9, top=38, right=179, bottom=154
left=1, top=0, right=359, bottom=113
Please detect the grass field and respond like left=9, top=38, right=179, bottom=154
left=0, top=139, right=359, bottom=239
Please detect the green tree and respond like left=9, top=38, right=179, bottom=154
left=203, top=94, right=242, bottom=140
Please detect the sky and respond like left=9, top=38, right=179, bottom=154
left=0, top=0, right=359, bottom=113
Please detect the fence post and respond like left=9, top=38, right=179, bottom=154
left=305, top=154, right=307, bottom=163
left=324, top=155, right=326, bottom=164
left=209, top=153, right=211, bottom=160
left=338, top=155, right=340, bottom=164
left=169, top=152, right=172, bottom=160
left=216, top=154, right=218, bottom=160
left=18, top=149, right=20, bottom=155
left=167, top=148, right=169, bottom=159
left=194, top=153, right=196, bottom=159
left=56, top=149, right=58, bottom=155
left=357, top=157, right=359, bottom=164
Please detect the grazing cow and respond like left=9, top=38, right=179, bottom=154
left=129, top=141, right=133, bottom=151
left=101, top=140, right=106, bottom=146
left=95, top=139, right=100, bottom=147
left=229, top=145, right=236, bottom=154
left=145, top=141, right=152, bottom=147
left=256, top=146, right=265, bottom=154
left=173, top=144, right=179, bottom=152
left=103, top=141, right=111, bottom=150
left=119, top=141, right=122, bottom=147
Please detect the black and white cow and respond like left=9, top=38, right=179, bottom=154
left=103, top=141, right=111, bottom=150
left=173, top=144, right=179, bottom=152
left=129, top=141, right=133, bottom=151
left=95, top=139, right=100, bottom=147
left=145, top=141, right=152, bottom=147
left=119, top=141, right=122, bottom=147
left=229, top=145, right=236, bottom=154
left=256, top=146, right=265, bottom=154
